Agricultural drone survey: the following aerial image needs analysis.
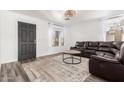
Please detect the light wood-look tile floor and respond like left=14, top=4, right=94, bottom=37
left=0, top=54, right=106, bottom=82
left=0, top=62, right=30, bottom=82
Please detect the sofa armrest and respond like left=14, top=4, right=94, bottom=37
left=91, top=55, right=120, bottom=64
left=70, top=46, right=76, bottom=49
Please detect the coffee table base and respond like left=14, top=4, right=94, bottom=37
left=62, top=53, right=81, bottom=64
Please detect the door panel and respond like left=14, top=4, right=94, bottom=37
left=22, top=29, right=27, bottom=42
left=18, top=21, right=36, bottom=61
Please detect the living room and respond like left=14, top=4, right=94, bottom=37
left=1, top=0, right=124, bottom=92
left=0, top=10, right=124, bottom=82
left=1, top=10, right=124, bottom=82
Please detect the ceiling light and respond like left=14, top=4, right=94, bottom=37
left=64, top=10, right=76, bottom=20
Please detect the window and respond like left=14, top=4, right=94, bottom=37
left=103, top=16, right=124, bottom=41
left=49, top=23, right=64, bottom=47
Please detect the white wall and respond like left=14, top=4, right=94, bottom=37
left=0, top=11, right=70, bottom=64
left=69, top=19, right=104, bottom=46
left=0, top=14, right=2, bottom=61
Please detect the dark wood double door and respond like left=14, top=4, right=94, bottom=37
left=18, top=21, right=36, bottom=61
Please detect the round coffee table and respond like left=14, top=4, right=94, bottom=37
left=62, top=50, right=81, bottom=64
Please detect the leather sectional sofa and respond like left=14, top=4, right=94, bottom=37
left=71, top=41, right=124, bottom=81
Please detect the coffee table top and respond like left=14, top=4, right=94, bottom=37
left=63, top=50, right=81, bottom=54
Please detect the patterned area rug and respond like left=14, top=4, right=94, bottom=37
left=22, top=55, right=90, bottom=82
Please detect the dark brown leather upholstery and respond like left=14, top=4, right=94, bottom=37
left=70, top=41, right=121, bottom=58
left=71, top=41, right=124, bottom=81
left=99, top=42, right=113, bottom=47
left=119, top=43, right=124, bottom=64
left=113, top=41, right=122, bottom=49
left=89, top=43, right=124, bottom=81
left=89, top=55, right=124, bottom=81
left=88, top=42, right=99, bottom=47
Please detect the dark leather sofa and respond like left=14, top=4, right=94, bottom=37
left=71, top=41, right=124, bottom=81
left=71, top=41, right=122, bottom=58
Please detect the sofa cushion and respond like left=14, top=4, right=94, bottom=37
left=119, top=43, right=124, bottom=64
left=98, top=47, right=111, bottom=52
left=84, top=49, right=96, bottom=54
left=110, top=48, right=119, bottom=55
left=88, top=42, right=99, bottom=47
left=103, top=52, right=115, bottom=58
left=81, top=42, right=87, bottom=47
left=99, top=42, right=113, bottom=48
left=115, top=52, right=120, bottom=60
left=91, top=55, right=120, bottom=64
left=96, top=51, right=105, bottom=56
left=87, top=47, right=98, bottom=50
left=84, top=41, right=89, bottom=48
left=75, top=42, right=84, bottom=48
left=113, top=41, right=122, bottom=50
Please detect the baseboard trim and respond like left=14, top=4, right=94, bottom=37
left=38, top=52, right=62, bottom=59
left=1, top=52, right=63, bottom=64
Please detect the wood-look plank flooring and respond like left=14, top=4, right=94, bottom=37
left=22, top=54, right=106, bottom=82
left=84, top=75, right=107, bottom=82
left=0, top=54, right=106, bottom=82
left=22, top=56, right=89, bottom=82
left=0, top=62, right=30, bottom=82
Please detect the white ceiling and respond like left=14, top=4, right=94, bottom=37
left=12, top=10, right=124, bottom=26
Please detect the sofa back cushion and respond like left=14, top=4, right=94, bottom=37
left=75, top=42, right=81, bottom=47
left=75, top=41, right=85, bottom=48
left=99, top=42, right=113, bottom=48
left=119, top=43, right=124, bottom=64
left=88, top=42, right=99, bottom=47
left=111, top=48, right=119, bottom=55
left=81, top=42, right=86, bottom=47
left=98, top=47, right=111, bottom=52
left=113, top=41, right=123, bottom=50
